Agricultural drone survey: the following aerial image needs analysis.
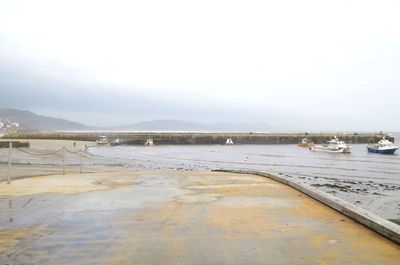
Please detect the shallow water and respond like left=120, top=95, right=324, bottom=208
left=90, top=144, right=400, bottom=182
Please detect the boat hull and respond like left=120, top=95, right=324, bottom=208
left=367, top=146, right=398, bottom=154
left=298, top=143, right=313, bottom=148
left=310, top=145, right=352, bottom=153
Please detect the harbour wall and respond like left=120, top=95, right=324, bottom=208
left=1, top=132, right=393, bottom=145
left=0, top=140, right=30, bottom=148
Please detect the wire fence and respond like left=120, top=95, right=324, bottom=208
left=0, top=143, right=117, bottom=182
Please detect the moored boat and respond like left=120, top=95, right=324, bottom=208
left=225, top=138, right=234, bottom=145
left=298, top=138, right=313, bottom=147
left=367, top=138, right=398, bottom=154
left=96, top=136, right=109, bottom=145
left=110, top=139, right=122, bottom=146
left=310, top=136, right=352, bottom=153
left=144, top=139, right=154, bottom=146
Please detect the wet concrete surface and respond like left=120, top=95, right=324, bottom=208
left=0, top=171, right=399, bottom=265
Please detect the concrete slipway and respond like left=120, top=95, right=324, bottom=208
left=0, top=171, right=399, bottom=265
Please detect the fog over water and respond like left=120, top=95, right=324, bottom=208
left=1, top=0, right=400, bottom=130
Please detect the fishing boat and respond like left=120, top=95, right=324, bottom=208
left=225, top=138, right=234, bottom=145
left=367, top=138, right=398, bottom=154
left=298, top=138, right=313, bottom=147
left=110, top=139, right=122, bottom=146
left=310, top=136, right=352, bottom=153
left=96, top=136, right=109, bottom=145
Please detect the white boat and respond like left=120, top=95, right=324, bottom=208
left=144, top=139, right=154, bottom=146
left=225, top=138, right=234, bottom=145
left=310, top=136, right=352, bottom=153
left=96, top=136, right=109, bottom=145
left=110, top=139, right=122, bottom=146
left=367, top=138, right=398, bottom=154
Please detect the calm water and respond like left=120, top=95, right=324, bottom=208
left=90, top=144, right=400, bottom=185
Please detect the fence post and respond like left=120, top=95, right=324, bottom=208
left=79, top=150, right=82, bottom=174
left=7, top=142, right=12, bottom=184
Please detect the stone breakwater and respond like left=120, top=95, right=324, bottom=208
left=0, top=140, right=30, bottom=148
left=2, top=132, right=393, bottom=145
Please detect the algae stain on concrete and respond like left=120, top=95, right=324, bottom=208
left=0, top=228, right=31, bottom=254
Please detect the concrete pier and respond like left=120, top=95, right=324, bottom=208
left=2, top=132, right=394, bottom=145
left=0, top=171, right=399, bottom=264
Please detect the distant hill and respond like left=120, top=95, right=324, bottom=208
left=114, top=119, right=271, bottom=132
left=115, top=120, right=208, bottom=131
left=0, top=108, right=272, bottom=132
left=0, top=108, right=93, bottom=131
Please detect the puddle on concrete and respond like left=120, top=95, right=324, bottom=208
left=61, top=174, right=188, bottom=212
left=0, top=173, right=187, bottom=228
left=0, top=173, right=191, bottom=264
left=0, top=195, right=77, bottom=228
left=177, top=193, right=221, bottom=203
left=217, top=196, right=299, bottom=208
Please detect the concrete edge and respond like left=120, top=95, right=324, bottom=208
left=212, top=169, right=400, bottom=245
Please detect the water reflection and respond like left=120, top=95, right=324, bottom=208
left=7, top=197, right=13, bottom=223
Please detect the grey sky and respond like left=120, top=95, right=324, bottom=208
left=1, top=0, right=400, bottom=130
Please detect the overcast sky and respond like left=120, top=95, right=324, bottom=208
left=1, top=0, right=400, bottom=131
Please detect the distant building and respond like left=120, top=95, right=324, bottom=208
left=0, top=117, right=20, bottom=133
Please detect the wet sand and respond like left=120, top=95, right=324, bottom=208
left=0, top=171, right=399, bottom=265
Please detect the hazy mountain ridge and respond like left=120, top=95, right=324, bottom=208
left=0, top=108, right=94, bottom=131
left=0, top=108, right=272, bottom=132
left=113, top=119, right=271, bottom=132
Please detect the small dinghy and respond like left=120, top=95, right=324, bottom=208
left=144, top=139, right=154, bottom=146
left=367, top=138, right=398, bottom=154
left=310, top=136, right=352, bottom=153
left=225, top=138, right=234, bottom=145
left=110, top=139, right=122, bottom=146
left=96, top=136, right=109, bottom=145
left=298, top=138, right=313, bottom=147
